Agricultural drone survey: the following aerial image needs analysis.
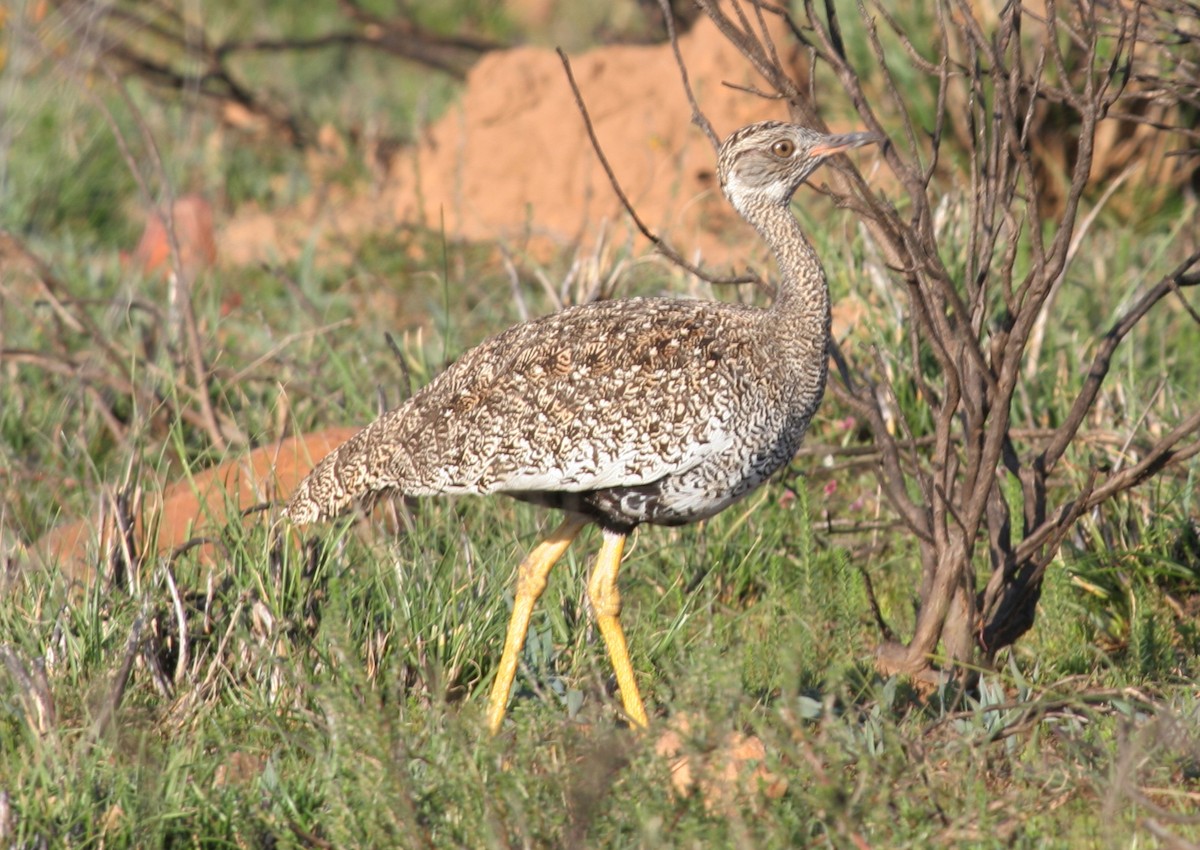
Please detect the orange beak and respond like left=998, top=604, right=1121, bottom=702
left=809, top=131, right=881, bottom=158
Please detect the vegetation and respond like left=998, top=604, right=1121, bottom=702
left=2, top=1, right=1198, bottom=847
left=689, top=0, right=1200, bottom=680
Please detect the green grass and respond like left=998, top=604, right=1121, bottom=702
left=4, top=517, right=1198, bottom=847
left=3, top=2, right=1200, bottom=847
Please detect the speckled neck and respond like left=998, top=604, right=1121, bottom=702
left=744, top=199, right=831, bottom=368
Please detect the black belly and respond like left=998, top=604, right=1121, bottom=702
left=507, top=480, right=691, bottom=535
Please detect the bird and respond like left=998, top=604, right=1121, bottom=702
left=285, top=121, right=877, bottom=733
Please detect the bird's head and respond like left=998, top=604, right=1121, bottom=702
left=717, top=121, right=878, bottom=215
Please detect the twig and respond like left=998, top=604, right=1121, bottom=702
left=923, top=686, right=1155, bottom=740
left=1169, top=274, right=1200, bottom=327
left=97, top=64, right=234, bottom=451
left=384, top=332, right=415, bottom=401
left=92, top=613, right=146, bottom=740
left=856, top=564, right=897, bottom=641
left=162, top=562, right=190, bottom=686
left=110, top=486, right=140, bottom=594
left=225, top=320, right=353, bottom=387
left=657, top=0, right=720, bottom=150
left=1143, top=818, right=1200, bottom=850
left=1025, top=160, right=1143, bottom=381
left=1039, top=253, right=1200, bottom=476
left=0, top=349, right=220, bottom=436
left=554, top=48, right=761, bottom=289
left=0, top=645, right=57, bottom=736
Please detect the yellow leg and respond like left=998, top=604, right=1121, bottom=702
left=587, top=529, right=649, bottom=728
left=487, top=514, right=589, bottom=734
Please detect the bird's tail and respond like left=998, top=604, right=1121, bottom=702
left=284, top=425, right=376, bottom=524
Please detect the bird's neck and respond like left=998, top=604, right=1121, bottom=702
left=746, top=201, right=831, bottom=353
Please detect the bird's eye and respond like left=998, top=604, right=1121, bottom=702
left=770, top=139, right=795, bottom=158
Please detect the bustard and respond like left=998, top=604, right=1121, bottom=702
left=286, top=121, right=876, bottom=732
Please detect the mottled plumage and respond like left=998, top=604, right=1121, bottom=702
left=285, top=121, right=876, bottom=730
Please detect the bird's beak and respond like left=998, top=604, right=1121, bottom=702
left=809, top=131, right=881, bottom=158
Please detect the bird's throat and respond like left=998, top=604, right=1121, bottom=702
left=757, top=204, right=832, bottom=360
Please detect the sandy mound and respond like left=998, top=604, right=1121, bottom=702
left=221, top=12, right=806, bottom=269
left=32, top=428, right=358, bottom=586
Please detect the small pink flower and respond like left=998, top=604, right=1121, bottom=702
left=823, top=480, right=838, bottom=497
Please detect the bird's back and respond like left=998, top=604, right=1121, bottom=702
left=286, top=295, right=817, bottom=528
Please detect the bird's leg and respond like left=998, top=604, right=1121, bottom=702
left=586, top=529, right=649, bottom=728
left=487, top=514, right=589, bottom=734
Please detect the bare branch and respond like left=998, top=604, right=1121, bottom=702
left=1039, top=254, right=1200, bottom=476
left=697, top=0, right=1200, bottom=672
left=555, top=49, right=761, bottom=289
left=91, top=613, right=146, bottom=741
left=658, top=0, right=720, bottom=150
left=94, top=64, right=235, bottom=451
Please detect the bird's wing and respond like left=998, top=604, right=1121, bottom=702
left=393, top=297, right=763, bottom=494
left=287, top=297, right=768, bottom=521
